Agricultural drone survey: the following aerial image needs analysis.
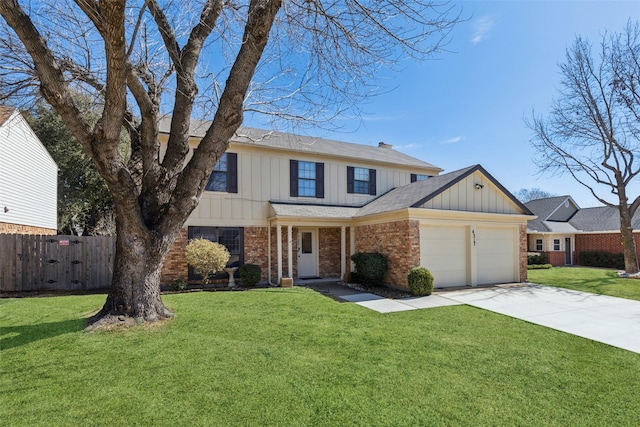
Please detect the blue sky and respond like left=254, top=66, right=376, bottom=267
left=254, top=1, right=639, bottom=207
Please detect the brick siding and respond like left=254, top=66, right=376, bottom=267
left=318, top=227, right=341, bottom=277
left=574, top=232, right=637, bottom=254
left=244, top=226, right=269, bottom=281
left=0, top=222, right=56, bottom=235
left=519, top=224, right=528, bottom=282
left=355, top=220, right=420, bottom=289
left=160, top=228, right=188, bottom=285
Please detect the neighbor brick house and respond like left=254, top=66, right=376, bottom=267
left=160, top=119, right=534, bottom=289
left=526, top=195, right=640, bottom=266
left=0, top=106, right=58, bottom=235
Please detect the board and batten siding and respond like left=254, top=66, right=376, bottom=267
left=158, top=139, right=439, bottom=227
left=419, top=171, right=520, bottom=215
left=0, top=111, right=58, bottom=231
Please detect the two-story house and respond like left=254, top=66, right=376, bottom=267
left=160, top=119, right=534, bottom=289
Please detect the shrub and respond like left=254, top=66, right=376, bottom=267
left=350, top=252, right=388, bottom=287
left=407, top=267, right=434, bottom=296
left=239, top=263, right=261, bottom=287
left=170, top=278, right=187, bottom=291
left=527, top=264, right=553, bottom=270
left=185, top=238, right=230, bottom=284
left=528, top=252, right=549, bottom=265
left=578, top=251, right=625, bottom=269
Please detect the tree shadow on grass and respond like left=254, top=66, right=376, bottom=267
left=0, top=318, right=86, bottom=351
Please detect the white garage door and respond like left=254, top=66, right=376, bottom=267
left=420, top=225, right=468, bottom=288
left=476, top=227, right=516, bottom=285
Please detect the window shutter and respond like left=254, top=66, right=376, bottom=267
left=410, top=173, right=417, bottom=183
left=369, top=169, right=376, bottom=195
left=227, top=153, right=238, bottom=193
left=290, top=160, right=298, bottom=197
left=347, top=166, right=354, bottom=194
left=315, top=162, right=324, bottom=198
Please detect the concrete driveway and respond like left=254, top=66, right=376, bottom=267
left=441, top=284, right=640, bottom=354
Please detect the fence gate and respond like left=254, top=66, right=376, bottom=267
left=0, top=234, right=115, bottom=292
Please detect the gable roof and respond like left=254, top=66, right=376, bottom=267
left=157, top=116, right=441, bottom=170
left=0, top=106, right=16, bottom=127
left=357, top=164, right=533, bottom=217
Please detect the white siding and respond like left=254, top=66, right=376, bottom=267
left=0, top=112, right=58, bottom=230
left=178, top=142, right=440, bottom=227
left=420, top=171, right=520, bottom=214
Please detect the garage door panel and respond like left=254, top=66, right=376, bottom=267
left=477, top=227, right=515, bottom=285
left=420, top=226, right=467, bottom=288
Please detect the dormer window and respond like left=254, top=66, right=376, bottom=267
left=411, top=174, right=432, bottom=182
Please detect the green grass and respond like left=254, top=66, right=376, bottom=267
left=2, top=288, right=640, bottom=426
left=528, top=266, right=640, bottom=301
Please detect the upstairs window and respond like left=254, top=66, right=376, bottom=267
left=347, top=166, right=376, bottom=195
left=411, top=174, right=432, bottom=182
left=205, top=153, right=238, bottom=193
left=290, top=160, right=324, bottom=198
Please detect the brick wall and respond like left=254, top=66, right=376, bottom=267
left=355, top=220, right=420, bottom=289
left=0, top=222, right=56, bottom=235
left=160, top=228, right=188, bottom=285
left=519, top=224, right=528, bottom=282
left=244, top=226, right=269, bottom=281
left=318, top=227, right=341, bottom=277
left=574, top=232, right=633, bottom=254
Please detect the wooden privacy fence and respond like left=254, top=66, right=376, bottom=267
left=0, top=234, right=115, bottom=292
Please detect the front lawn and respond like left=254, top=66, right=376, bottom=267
left=528, top=266, right=640, bottom=301
left=2, top=288, right=640, bottom=426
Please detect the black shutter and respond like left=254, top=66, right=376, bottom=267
left=315, top=162, right=324, bottom=198
left=347, top=166, right=354, bottom=194
left=369, top=169, right=376, bottom=195
left=227, top=153, right=238, bottom=193
left=410, top=173, right=417, bottom=183
left=290, top=160, right=298, bottom=197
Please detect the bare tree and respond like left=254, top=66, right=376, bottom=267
left=528, top=21, right=640, bottom=274
left=0, top=0, right=460, bottom=326
left=514, top=188, right=556, bottom=203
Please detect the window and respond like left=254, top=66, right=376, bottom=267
left=347, top=166, right=376, bottom=195
left=411, top=174, right=432, bottom=182
left=205, top=153, right=238, bottom=193
left=553, top=239, right=561, bottom=251
left=290, top=160, right=324, bottom=198
left=187, top=226, right=243, bottom=280
left=535, top=239, right=543, bottom=251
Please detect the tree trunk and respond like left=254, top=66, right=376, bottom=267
left=619, top=203, right=639, bottom=274
left=87, top=207, right=175, bottom=329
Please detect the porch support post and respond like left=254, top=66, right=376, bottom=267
left=277, top=224, right=282, bottom=282
left=340, top=226, right=346, bottom=280
left=267, top=223, right=272, bottom=285
left=287, top=225, right=293, bottom=279
left=349, top=226, right=356, bottom=272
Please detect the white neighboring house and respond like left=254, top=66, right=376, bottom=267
left=0, top=106, right=58, bottom=235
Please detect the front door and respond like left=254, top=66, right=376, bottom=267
left=298, top=229, right=317, bottom=278
left=565, top=237, right=572, bottom=265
